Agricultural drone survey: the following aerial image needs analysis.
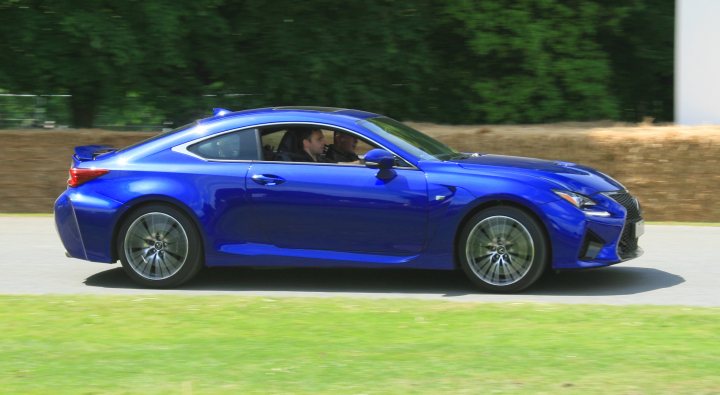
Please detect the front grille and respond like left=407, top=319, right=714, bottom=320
left=606, top=191, right=642, bottom=221
left=604, top=191, right=642, bottom=259
left=617, top=223, right=639, bottom=259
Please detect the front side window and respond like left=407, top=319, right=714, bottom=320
left=188, top=129, right=260, bottom=160
left=260, top=125, right=390, bottom=165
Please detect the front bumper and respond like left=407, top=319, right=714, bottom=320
left=577, top=217, right=644, bottom=265
left=542, top=192, right=644, bottom=270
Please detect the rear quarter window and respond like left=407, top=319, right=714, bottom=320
left=188, top=129, right=260, bottom=160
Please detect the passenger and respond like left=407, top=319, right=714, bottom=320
left=296, top=128, right=327, bottom=162
left=325, top=131, right=360, bottom=163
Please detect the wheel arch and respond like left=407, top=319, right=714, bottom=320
left=110, top=195, right=206, bottom=262
left=452, top=198, right=553, bottom=270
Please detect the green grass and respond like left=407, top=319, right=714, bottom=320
left=1, top=296, right=718, bottom=394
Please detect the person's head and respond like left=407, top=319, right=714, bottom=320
left=334, top=131, right=358, bottom=154
left=300, top=128, right=325, bottom=157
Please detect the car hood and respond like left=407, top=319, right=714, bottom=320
left=450, top=154, right=624, bottom=196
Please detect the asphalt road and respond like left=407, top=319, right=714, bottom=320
left=1, top=217, right=718, bottom=306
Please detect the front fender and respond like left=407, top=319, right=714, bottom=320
left=419, top=167, right=574, bottom=270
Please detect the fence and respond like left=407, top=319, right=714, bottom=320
left=0, top=94, right=72, bottom=129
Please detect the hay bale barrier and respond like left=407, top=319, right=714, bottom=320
left=413, top=122, right=720, bottom=222
left=0, top=130, right=155, bottom=213
left=1, top=124, right=718, bottom=222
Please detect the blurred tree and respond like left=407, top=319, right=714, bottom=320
left=0, top=0, right=141, bottom=127
left=601, top=0, right=674, bottom=121
left=219, top=0, right=441, bottom=120
left=0, top=0, right=674, bottom=126
left=437, top=0, right=638, bottom=123
left=126, top=0, right=234, bottom=126
left=0, top=0, right=232, bottom=127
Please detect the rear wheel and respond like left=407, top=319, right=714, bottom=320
left=118, top=204, right=203, bottom=288
left=458, top=206, right=547, bottom=293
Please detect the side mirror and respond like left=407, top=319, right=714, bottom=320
left=364, top=148, right=396, bottom=181
left=364, top=149, right=395, bottom=169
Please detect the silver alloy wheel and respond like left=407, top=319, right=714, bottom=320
left=123, top=212, right=189, bottom=281
left=465, top=215, right=535, bottom=286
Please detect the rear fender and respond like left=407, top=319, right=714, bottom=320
left=110, top=194, right=207, bottom=262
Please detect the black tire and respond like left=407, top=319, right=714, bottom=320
left=117, top=204, right=203, bottom=288
left=458, top=206, right=548, bottom=293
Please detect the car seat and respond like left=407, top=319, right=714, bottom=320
left=275, top=128, right=308, bottom=161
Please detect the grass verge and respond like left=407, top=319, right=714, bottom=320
left=1, top=295, right=718, bottom=394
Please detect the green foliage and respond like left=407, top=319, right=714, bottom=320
left=0, top=0, right=673, bottom=127
left=436, top=0, right=636, bottom=123
left=601, top=0, right=675, bottom=122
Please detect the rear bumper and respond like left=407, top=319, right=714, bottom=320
left=54, top=192, right=87, bottom=260
left=54, top=189, right=122, bottom=263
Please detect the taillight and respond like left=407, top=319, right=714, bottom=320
left=67, top=168, right=109, bottom=187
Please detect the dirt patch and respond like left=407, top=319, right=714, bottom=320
left=2, top=123, right=719, bottom=221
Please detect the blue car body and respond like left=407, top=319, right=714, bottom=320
left=55, top=107, right=643, bottom=284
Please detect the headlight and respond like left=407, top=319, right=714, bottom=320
left=553, top=190, right=611, bottom=217
left=553, top=190, right=596, bottom=208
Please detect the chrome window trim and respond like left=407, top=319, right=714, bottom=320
left=172, top=121, right=418, bottom=170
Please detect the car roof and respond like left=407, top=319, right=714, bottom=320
left=112, top=106, right=391, bottom=165
left=198, top=106, right=381, bottom=125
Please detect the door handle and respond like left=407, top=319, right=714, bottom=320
left=251, top=174, right=286, bottom=186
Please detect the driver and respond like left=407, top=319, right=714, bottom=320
left=325, top=131, right=359, bottom=162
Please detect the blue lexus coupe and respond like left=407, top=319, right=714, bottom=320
left=54, top=107, right=644, bottom=292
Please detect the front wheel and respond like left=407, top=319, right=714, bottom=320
left=458, top=206, right=548, bottom=293
left=117, top=204, right=203, bottom=288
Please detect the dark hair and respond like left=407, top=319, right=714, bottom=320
left=289, top=127, right=320, bottom=151
left=297, top=128, right=315, bottom=142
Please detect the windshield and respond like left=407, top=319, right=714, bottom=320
left=360, top=117, right=459, bottom=161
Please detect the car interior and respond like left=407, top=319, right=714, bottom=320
left=259, top=125, right=377, bottom=163
left=184, top=125, right=412, bottom=167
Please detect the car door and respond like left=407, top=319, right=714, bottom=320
left=246, top=162, right=428, bottom=256
left=173, top=127, right=267, bottom=257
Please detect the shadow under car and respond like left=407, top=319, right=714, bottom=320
left=84, top=265, right=684, bottom=297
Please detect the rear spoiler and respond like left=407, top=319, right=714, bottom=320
left=73, top=145, right=117, bottom=161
